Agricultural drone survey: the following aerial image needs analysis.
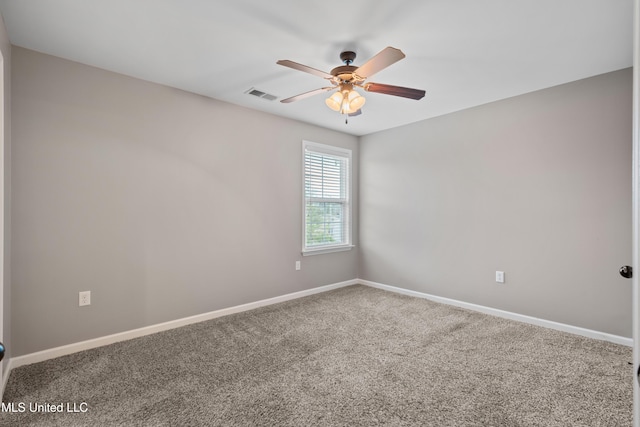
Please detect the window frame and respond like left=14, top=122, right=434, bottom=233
left=302, top=140, right=353, bottom=256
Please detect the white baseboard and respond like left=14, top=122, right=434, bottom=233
left=9, top=279, right=358, bottom=371
left=359, top=279, right=633, bottom=347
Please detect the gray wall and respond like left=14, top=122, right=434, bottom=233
left=360, top=68, right=633, bottom=337
left=0, top=14, right=10, bottom=377
left=11, top=47, right=358, bottom=356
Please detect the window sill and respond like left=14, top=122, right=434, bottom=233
left=302, top=245, right=355, bottom=256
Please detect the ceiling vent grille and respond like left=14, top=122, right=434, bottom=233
left=246, top=88, right=278, bottom=101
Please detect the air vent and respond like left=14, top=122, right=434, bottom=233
left=245, top=88, right=278, bottom=101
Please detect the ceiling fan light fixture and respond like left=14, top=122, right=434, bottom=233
left=326, top=85, right=365, bottom=115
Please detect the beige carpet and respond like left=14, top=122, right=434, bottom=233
left=1, top=284, right=632, bottom=426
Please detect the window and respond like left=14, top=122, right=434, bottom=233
left=302, top=141, right=352, bottom=255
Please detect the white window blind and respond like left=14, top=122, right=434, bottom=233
left=303, top=141, right=352, bottom=254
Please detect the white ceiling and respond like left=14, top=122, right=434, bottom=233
left=0, top=0, right=633, bottom=136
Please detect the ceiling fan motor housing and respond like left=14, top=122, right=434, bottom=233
left=330, top=65, right=359, bottom=82
left=332, top=51, right=360, bottom=82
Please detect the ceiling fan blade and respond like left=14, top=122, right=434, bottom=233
left=364, top=83, right=425, bottom=100
left=280, top=87, right=335, bottom=103
left=276, top=60, right=334, bottom=79
left=355, top=47, right=406, bottom=79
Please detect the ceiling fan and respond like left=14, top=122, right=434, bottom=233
left=277, top=47, right=425, bottom=120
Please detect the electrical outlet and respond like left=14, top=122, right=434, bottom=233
left=495, top=271, right=505, bottom=283
left=295, top=261, right=301, bottom=271
left=79, top=291, right=91, bottom=306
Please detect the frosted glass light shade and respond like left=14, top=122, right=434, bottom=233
left=325, top=92, right=344, bottom=111
left=347, top=90, right=366, bottom=111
